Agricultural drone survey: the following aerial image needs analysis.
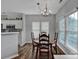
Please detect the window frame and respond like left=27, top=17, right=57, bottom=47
left=32, top=21, right=49, bottom=38
left=65, top=11, right=78, bottom=51
left=58, top=11, right=78, bottom=52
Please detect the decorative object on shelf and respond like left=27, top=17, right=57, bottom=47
left=1, top=16, right=22, bottom=20
left=1, top=12, right=23, bottom=20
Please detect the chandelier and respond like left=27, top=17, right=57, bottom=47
left=37, top=0, right=52, bottom=16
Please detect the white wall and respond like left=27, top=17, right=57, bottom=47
left=22, top=14, right=56, bottom=43
left=1, top=12, right=23, bottom=19
left=21, top=14, right=27, bottom=45
left=56, top=0, right=78, bottom=54
left=1, top=32, right=19, bottom=59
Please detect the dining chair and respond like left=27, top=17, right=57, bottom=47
left=31, top=32, right=38, bottom=54
left=52, top=32, right=58, bottom=54
left=38, top=34, right=50, bottom=59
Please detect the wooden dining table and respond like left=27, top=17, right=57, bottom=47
left=33, top=39, right=56, bottom=59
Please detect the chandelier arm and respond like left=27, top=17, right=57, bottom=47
left=36, top=0, right=51, bottom=16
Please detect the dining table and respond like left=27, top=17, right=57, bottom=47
left=33, top=39, right=56, bottom=59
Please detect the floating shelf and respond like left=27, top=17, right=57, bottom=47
left=1, top=17, right=22, bottom=20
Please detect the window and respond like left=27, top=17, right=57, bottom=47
left=66, top=12, right=78, bottom=51
left=59, top=18, right=65, bottom=44
left=32, top=22, right=49, bottom=38
left=32, top=22, right=40, bottom=38
left=59, top=11, right=78, bottom=52
left=41, top=22, right=49, bottom=34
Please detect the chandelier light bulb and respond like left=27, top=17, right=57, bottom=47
left=44, top=9, right=46, bottom=12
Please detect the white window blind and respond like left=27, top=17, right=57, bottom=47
left=41, top=22, right=49, bottom=34
left=32, top=22, right=40, bottom=38
left=32, top=22, right=49, bottom=38
left=59, top=18, right=65, bottom=44
left=59, top=11, right=78, bottom=52
left=66, top=11, right=78, bottom=51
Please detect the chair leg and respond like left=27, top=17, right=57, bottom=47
left=36, top=47, right=38, bottom=59
left=56, top=47, right=57, bottom=54
left=32, top=46, right=34, bottom=59
left=48, top=51, right=49, bottom=59
left=54, top=47, right=57, bottom=54
left=39, top=51, right=40, bottom=59
left=51, top=45, right=54, bottom=59
left=32, top=45, right=34, bottom=54
left=51, top=51, right=54, bottom=59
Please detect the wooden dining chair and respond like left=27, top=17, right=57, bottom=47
left=31, top=32, right=38, bottom=54
left=38, top=34, right=50, bottom=59
left=52, top=32, right=58, bottom=54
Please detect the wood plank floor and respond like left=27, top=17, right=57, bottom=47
left=12, top=44, right=65, bottom=59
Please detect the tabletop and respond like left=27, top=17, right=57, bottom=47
left=33, top=39, right=56, bottom=44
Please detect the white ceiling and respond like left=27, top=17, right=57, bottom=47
left=1, top=0, right=68, bottom=14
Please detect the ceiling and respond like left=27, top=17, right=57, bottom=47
left=1, top=0, right=68, bottom=14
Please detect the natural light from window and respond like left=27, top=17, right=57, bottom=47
left=59, top=11, right=78, bottom=52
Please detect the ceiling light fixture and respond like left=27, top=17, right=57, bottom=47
left=37, top=0, right=52, bottom=16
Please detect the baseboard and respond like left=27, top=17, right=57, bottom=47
left=20, top=42, right=32, bottom=47
left=20, top=41, right=27, bottom=46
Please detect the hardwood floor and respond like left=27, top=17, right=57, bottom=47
left=12, top=43, right=65, bottom=59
